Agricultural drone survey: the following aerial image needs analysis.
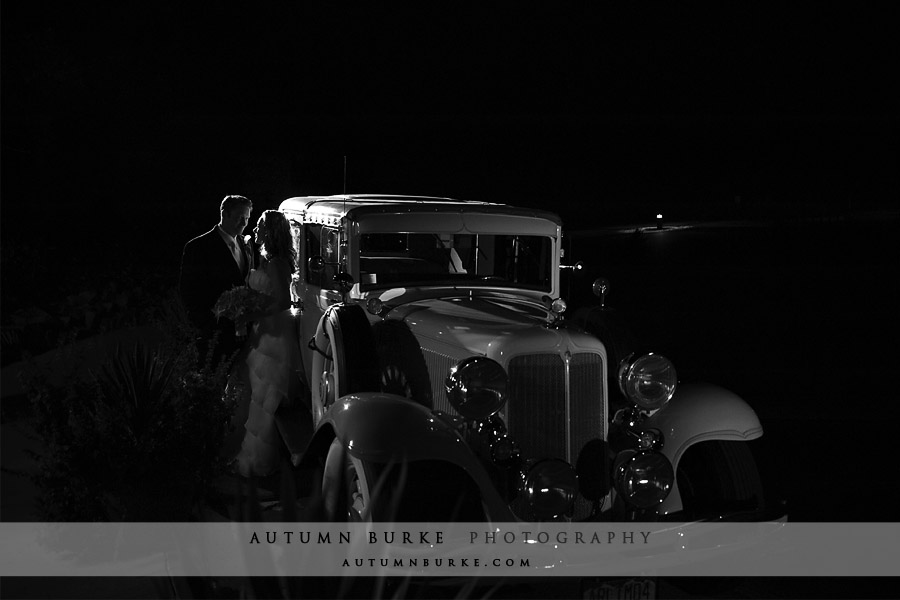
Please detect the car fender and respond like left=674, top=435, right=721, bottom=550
left=310, top=391, right=514, bottom=520
left=643, top=382, right=763, bottom=515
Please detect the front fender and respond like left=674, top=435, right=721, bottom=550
left=314, top=392, right=514, bottom=520
left=644, top=382, right=763, bottom=515
left=325, top=392, right=464, bottom=464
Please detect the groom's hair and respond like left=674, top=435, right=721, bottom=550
left=220, top=194, right=253, bottom=216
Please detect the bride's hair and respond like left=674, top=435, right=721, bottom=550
left=259, top=210, right=297, bottom=272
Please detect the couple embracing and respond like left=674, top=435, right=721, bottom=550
left=179, top=195, right=308, bottom=478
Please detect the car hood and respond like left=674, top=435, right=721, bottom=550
left=386, top=293, right=569, bottom=358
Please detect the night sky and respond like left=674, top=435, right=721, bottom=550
left=2, top=3, right=898, bottom=247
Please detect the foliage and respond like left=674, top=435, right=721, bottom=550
left=21, top=293, right=240, bottom=521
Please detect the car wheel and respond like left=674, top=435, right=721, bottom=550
left=320, top=438, right=487, bottom=522
left=321, top=439, right=399, bottom=522
left=311, top=305, right=379, bottom=421
left=371, top=320, right=432, bottom=407
left=676, top=440, right=765, bottom=520
left=670, top=441, right=765, bottom=597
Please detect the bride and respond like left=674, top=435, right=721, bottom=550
left=234, top=210, right=308, bottom=477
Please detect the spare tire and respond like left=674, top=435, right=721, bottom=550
left=371, top=319, right=433, bottom=408
left=310, top=304, right=379, bottom=421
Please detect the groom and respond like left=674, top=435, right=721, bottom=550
left=179, top=194, right=255, bottom=368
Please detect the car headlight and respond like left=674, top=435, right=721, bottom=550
left=614, top=450, right=674, bottom=508
left=523, top=459, right=578, bottom=519
left=445, top=357, right=508, bottom=420
left=618, top=353, right=677, bottom=410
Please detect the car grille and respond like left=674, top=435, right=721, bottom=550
left=506, top=353, right=606, bottom=464
left=507, top=352, right=606, bottom=520
left=422, top=348, right=607, bottom=520
left=423, top=350, right=607, bottom=455
left=423, top=350, right=606, bottom=465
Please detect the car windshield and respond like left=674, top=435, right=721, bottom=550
left=358, top=232, right=552, bottom=292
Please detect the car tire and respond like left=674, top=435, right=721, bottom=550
left=311, top=305, right=379, bottom=420
left=321, top=438, right=400, bottom=522
left=671, top=441, right=764, bottom=597
left=320, top=438, right=486, bottom=522
left=676, top=440, right=765, bottom=520
left=371, top=319, right=432, bottom=407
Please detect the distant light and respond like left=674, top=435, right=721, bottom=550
left=656, top=213, right=663, bottom=219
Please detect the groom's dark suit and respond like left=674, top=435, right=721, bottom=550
left=179, top=227, right=254, bottom=367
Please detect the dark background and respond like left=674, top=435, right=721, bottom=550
left=3, top=3, right=897, bottom=228
left=2, top=3, right=899, bottom=597
left=3, top=3, right=897, bottom=325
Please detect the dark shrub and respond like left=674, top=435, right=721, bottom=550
left=22, top=294, right=239, bottom=521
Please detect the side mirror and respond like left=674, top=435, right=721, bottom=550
left=560, top=260, right=584, bottom=274
left=592, top=278, right=610, bottom=308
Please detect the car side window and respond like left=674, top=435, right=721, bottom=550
left=289, top=219, right=303, bottom=275
left=305, top=224, right=323, bottom=287
left=305, top=224, right=339, bottom=290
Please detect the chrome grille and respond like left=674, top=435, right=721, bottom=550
left=508, top=352, right=606, bottom=520
left=507, top=353, right=605, bottom=462
left=507, top=354, right=568, bottom=459
left=568, top=352, right=607, bottom=452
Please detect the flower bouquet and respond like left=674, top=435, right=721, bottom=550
left=212, top=286, right=271, bottom=337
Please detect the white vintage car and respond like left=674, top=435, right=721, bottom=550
left=279, top=194, right=778, bottom=524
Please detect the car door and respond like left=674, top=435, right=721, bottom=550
left=294, top=222, right=344, bottom=376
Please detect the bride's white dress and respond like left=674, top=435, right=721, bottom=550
left=234, top=262, right=305, bottom=477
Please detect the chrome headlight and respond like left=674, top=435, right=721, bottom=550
left=618, top=353, right=677, bottom=410
left=445, top=357, right=508, bottom=420
left=614, top=450, right=674, bottom=508
left=523, top=459, right=578, bottom=519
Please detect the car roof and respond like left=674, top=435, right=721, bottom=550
left=278, top=194, right=562, bottom=224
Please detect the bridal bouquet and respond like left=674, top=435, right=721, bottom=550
left=212, top=286, right=271, bottom=335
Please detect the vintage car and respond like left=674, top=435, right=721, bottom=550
left=279, top=194, right=777, bottom=524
